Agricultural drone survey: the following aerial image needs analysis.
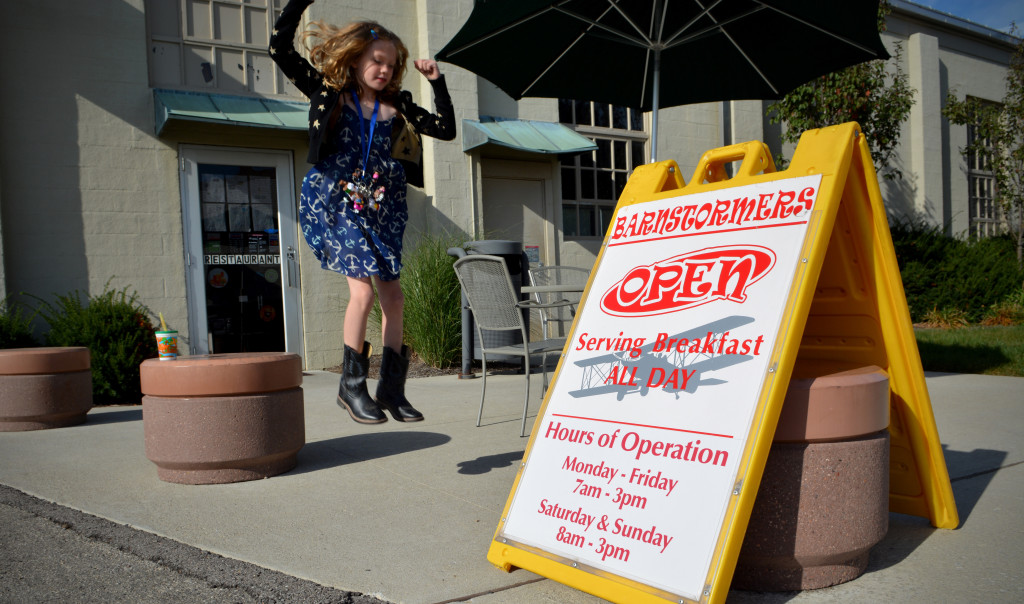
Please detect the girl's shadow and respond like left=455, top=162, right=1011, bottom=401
left=292, top=431, right=451, bottom=474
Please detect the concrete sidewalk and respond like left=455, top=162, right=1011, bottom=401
left=1, top=370, right=1022, bottom=603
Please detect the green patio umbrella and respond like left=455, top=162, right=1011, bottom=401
left=436, top=0, right=890, bottom=161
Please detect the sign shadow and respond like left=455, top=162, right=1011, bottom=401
left=866, top=444, right=1006, bottom=574
left=941, top=444, right=1008, bottom=523
left=457, top=450, right=524, bottom=475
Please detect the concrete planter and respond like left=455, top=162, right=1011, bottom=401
left=140, top=353, right=305, bottom=485
left=0, top=347, right=92, bottom=431
left=734, top=362, right=891, bottom=591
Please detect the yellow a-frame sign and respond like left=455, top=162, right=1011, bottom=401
left=486, top=123, right=958, bottom=604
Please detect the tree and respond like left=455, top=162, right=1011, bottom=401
left=943, top=33, right=1024, bottom=267
left=768, top=1, right=914, bottom=180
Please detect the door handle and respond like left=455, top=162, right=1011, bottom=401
left=286, top=246, right=298, bottom=288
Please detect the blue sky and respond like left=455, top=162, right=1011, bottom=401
left=912, top=0, right=1023, bottom=34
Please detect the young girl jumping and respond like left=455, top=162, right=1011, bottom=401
left=270, top=0, right=455, bottom=424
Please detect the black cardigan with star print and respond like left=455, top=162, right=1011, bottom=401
left=269, top=0, right=455, bottom=186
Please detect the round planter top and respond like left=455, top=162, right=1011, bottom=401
left=0, top=347, right=91, bottom=375
left=140, top=352, right=302, bottom=397
left=774, top=360, right=890, bottom=442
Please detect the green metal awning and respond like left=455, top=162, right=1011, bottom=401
left=463, top=117, right=596, bottom=154
left=153, top=89, right=308, bottom=134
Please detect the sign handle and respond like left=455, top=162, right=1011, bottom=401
left=693, top=141, right=777, bottom=184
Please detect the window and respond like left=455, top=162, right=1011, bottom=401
left=145, top=0, right=296, bottom=96
left=967, top=120, right=1000, bottom=238
left=559, top=100, right=647, bottom=238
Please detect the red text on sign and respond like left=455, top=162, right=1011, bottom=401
left=600, top=245, right=776, bottom=316
left=610, top=185, right=816, bottom=242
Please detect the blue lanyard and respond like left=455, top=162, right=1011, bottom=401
left=350, top=90, right=379, bottom=174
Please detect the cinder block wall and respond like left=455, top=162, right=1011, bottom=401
left=0, top=0, right=189, bottom=342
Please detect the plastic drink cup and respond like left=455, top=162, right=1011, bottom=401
left=155, top=330, right=178, bottom=360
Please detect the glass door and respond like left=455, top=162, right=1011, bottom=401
left=180, top=146, right=303, bottom=359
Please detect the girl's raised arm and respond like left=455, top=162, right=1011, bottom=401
left=269, top=0, right=320, bottom=98
left=399, top=60, right=455, bottom=141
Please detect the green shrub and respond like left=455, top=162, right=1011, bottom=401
left=890, top=219, right=961, bottom=319
left=0, top=294, right=39, bottom=348
left=398, top=232, right=464, bottom=368
left=890, top=219, right=1024, bottom=322
left=36, top=283, right=158, bottom=405
left=944, top=236, right=1024, bottom=321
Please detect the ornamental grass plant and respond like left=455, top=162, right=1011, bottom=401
left=919, top=307, right=970, bottom=329
left=981, top=289, right=1024, bottom=326
left=372, top=231, right=464, bottom=369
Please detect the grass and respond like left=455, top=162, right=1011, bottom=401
left=914, top=325, right=1024, bottom=377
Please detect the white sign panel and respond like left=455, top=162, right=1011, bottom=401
left=499, top=174, right=822, bottom=600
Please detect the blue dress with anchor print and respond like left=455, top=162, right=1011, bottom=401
left=299, top=104, right=407, bottom=280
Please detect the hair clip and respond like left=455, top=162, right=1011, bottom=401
left=370, top=28, right=379, bottom=40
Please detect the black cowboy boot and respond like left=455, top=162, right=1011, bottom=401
left=375, top=345, right=424, bottom=422
left=337, top=342, right=387, bottom=424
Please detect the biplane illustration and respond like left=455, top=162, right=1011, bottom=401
left=567, top=316, right=757, bottom=401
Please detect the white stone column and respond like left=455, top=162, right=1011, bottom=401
left=417, top=0, right=479, bottom=237
left=908, top=33, right=944, bottom=225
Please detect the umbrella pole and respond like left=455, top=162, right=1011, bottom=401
left=650, top=48, right=660, bottom=163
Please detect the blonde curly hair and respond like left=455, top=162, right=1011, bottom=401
left=303, top=20, right=408, bottom=100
